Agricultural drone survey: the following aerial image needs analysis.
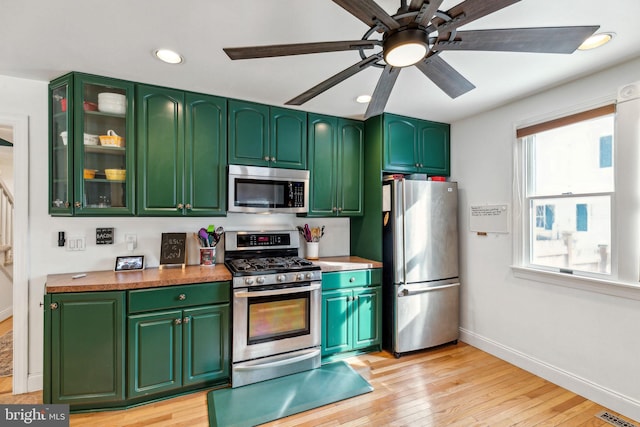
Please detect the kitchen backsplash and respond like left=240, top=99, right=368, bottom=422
left=43, top=213, right=350, bottom=274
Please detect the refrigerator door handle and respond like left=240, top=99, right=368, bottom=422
left=398, top=282, right=460, bottom=297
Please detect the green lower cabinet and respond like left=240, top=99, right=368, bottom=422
left=128, top=304, right=229, bottom=398
left=182, top=305, right=230, bottom=386
left=321, top=270, right=381, bottom=359
left=44, top=291, right=125, bottom=406
left=322, top=289, right=352, bottom=355
left=128, top=310, right=183, bottom=397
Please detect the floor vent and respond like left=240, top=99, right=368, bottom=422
left=596, top=411, right=639, bottom=427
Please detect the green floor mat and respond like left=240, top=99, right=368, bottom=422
left=207, top=361, right=373, bottom=427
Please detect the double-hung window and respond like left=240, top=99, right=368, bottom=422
left=517, top=105, right=615, bottom=277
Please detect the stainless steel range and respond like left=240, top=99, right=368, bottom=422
left=224, top=229, right=322, bottom=387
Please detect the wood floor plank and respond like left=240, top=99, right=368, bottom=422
left=1, top=342, right=637, bottom=427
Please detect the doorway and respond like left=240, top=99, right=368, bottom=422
left=0, top=114, right=28, bottom=395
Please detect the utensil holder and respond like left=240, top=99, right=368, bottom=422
left=306, top=242, right=319, bottom=260
left=199, top=247, right=216, bottom=266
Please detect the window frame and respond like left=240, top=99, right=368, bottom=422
left=512, top=100, right=640, bottom=299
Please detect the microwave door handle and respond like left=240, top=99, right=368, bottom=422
left=234, top=282, right=321, bottom=298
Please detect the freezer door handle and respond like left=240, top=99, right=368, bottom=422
left=399, top=282, right=460, bottom=297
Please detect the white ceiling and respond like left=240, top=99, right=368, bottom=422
left=2, top=0, right=639, bottom=123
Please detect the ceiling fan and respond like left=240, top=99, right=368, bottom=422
left=223, top=0, right=599, bottom=118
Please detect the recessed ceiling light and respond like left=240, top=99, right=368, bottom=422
left=356, top=95, right=371, bottom=104
left=154, top=49, right=184, bottom=64
left=578, top=32, right=615, bottom=50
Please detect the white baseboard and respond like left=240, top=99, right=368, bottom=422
left=27, top=373, right=42, bottom=393
left=459, top=327, right=640, bottom=423
left=0, top=307, right=12, bottom=323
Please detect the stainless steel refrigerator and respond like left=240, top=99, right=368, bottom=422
left=382, top=175, right=460, bottom=357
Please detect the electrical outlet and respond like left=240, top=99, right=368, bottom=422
left=125, top=234, right=137, bottom=251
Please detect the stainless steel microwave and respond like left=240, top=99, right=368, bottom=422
left=228, top=165, right=309, bottom=213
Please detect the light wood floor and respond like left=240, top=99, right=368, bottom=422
left=0, top=316, right=637, bottom=426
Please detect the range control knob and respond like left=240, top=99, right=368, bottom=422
left=305, top=272, right=313, bottom=280
left=277, top=274, right=286, bottom=282
left=256, top=277, right=265, bottom=284
left=296, top=273, right=305, bottom=281
left=244, top=278, right=255, bottom=286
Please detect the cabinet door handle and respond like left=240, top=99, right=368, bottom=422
left=178, top=294, right=186, bottom=301
left=332, top=207, right=337, bottom=212
left=177, top=203, right=184, bottom=210
left=50, top=302, right=58, bottom=310
left=183, top=317, right=190, bottom=324
left=338, top=207, right=343, bottom=212
left=271, top=157, right=276, bottom=162
left=175, top=318, right=182, bottom=325
left=74, top=201, right=81, bottom=208
left=65, top=201, right=70, bottom=208
left=185, top=204, right=192, bottom=210
left=264, top=156, right=270, bottom=161
left=415, top=163, right=420, bottom=167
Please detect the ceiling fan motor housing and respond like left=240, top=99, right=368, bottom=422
left=383, top=29, right=430, bottom=67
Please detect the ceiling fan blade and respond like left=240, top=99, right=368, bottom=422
left=365, top=66, right=401, bottom=119
left=332, top=0, right=400, bottom=31
left=414, top=0, right=445, bottom=27
left=429, top=0, right=521, bottom=32
left=223, top=40, right=378, bottom=60
left=286, top=55, right=382, bottom=106
left=415, top=55, right=475, bottom=98
left=435, top=26, right=600, bottom=54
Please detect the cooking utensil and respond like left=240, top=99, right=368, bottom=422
left=198, top=228, right=210, bottom=247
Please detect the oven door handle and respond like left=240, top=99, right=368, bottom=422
left=234, top=282, right=321, bottom=298
left=234, top=348, right=321, bottom=371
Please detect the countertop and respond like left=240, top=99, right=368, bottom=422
left=45, top=256, right=382, bottom=293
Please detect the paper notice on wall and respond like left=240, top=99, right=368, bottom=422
left=469, top=204, right=509, bottom=233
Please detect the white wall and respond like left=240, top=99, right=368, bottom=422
left=452, top=57, right=640, bottom=421
left=0, top=73, right=351, bottom=391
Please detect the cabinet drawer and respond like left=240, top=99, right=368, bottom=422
left=128, top=281, right=230, bottom=314
left=322, top=269, right=381, bottom=290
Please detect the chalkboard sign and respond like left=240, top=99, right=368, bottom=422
left=96, top=227, right=114, bottom=245
left=160, top=232, right=187, bottom=268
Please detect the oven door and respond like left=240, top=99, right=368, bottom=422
left=233, top=281, right=321, bottom=363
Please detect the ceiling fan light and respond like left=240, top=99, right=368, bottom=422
left=384, top=30, right=429, bottom=67
left=154, top=49, right=184, bottom=64
left=578, top=32, right=614, bottom=50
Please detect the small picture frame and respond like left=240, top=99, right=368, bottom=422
left=114, top=255, right=145, bottom=272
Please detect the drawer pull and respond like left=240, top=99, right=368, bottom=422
left=175, top=318, right=182, bottom=325
left=183, top=317, right=190, bottom=324
left=349, top=277, right=355, bottom=282
left=178, top=294, right=186, bottom=301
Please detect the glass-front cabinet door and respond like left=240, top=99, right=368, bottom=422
left=49, top=73, right=135, bottom=216
left=49, top=75, right=73, bottom=215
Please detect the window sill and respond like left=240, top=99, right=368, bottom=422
left=511, top=266, right=640, bottom=301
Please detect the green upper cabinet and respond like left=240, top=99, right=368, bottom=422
left=383, top=113, right=450, bottom=176
left=137, top=85, right=227, bottom=216
left=49, top=73, right=135, bottom=216
left=44, top=291, right=125, bottom=407
left=228, top=100, right=306, bottom=169
left=308, top=114, right=363, bottom=217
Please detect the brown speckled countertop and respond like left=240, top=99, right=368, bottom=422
left=45, top=264, right=232, bottom=293
left=312, top=256, right=382, bottom=272
left=46, top=256, right=382, bottom=293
